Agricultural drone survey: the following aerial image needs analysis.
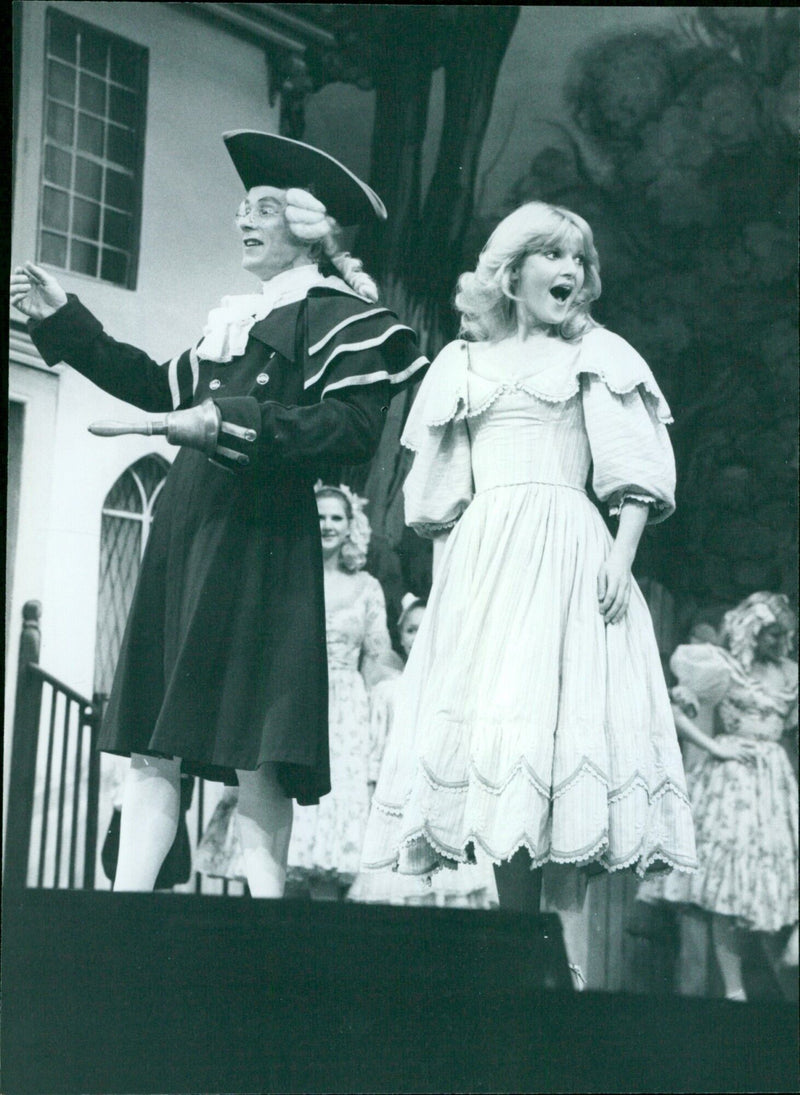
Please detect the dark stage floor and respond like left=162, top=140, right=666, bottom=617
left=2, top=889, right=797, bottom=1094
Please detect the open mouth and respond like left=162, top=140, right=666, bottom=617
left=243, top=239, right=263, bottom=249
left=550, top=285, right=572, bottom=303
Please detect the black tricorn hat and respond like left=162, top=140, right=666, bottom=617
left=223, top=130, right=387, bottom=227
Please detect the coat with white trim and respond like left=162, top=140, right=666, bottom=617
left=29, top=287, right=428, bottom=804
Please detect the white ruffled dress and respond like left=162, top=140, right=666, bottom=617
left=360, top=329, right=697, bottom=883
left=348, top=675, right=498, bottom=908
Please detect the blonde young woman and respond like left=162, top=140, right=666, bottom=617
left=361, top=201, right=697, bottom=913
left=286, top=484, right=397, bottom=899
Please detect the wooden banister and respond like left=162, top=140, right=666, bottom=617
left=4, top=602, right=105, bottom=892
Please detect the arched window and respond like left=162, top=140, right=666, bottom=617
left=93, top=454, right=168, bottom=697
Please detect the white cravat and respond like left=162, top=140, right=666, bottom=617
left=196, top=264, right=338, bottom=363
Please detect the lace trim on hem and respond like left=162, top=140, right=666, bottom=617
left=380, top=756, right=690, bottom=806
left=370, top=798, right=406, bottom=819
left=366, top=826, right=696, bottom=880
left=649, top=776, right=692, bottom=808
left=552, top=758, right=609, bottom=799
left=605, top=771, right=650, bottom=804
left=634, top=848, right=698, bottom=878
left=420, top=755, right=555, bottom=798
left=535, top=834, right=610, bottom=870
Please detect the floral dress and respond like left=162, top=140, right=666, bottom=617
left=287, top=572, right=392, bottom=886
left=641, top=644, right=798, bottom=933
left=361, top=329, right=697, bottom=884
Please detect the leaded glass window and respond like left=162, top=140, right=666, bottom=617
left=38, top=8, right=148, bottom=288
left=94, top=455, right=167, bottom=696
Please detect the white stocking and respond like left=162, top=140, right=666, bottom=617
left=114, top=753, right=181, bottom=892
left=236, top=764, right=293, bottom=898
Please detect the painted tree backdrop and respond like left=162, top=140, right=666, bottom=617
left=303, top=6, right=798, bottom=630
left=472, top=8, right=799, bottom=628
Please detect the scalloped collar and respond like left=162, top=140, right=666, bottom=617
left=419, top=329, right=673, bottom=427
left=466, top=337, right=582, bottom=410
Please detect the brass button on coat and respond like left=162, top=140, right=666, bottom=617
left=256, top=373, right=269, bottom=385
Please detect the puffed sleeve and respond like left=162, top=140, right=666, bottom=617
left=579, top=329, right=676, bottom=524
left=669, top=643, right=732, bottom=707
left=401, top=340, right=474, bottom=538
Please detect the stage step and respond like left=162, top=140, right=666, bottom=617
left=2, top=889, right=797, bottom=1093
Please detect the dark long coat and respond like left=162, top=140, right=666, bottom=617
left=30, top=286, right=427, bottom=804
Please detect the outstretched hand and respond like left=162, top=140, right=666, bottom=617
left=9, top=262, right=68, bottom=321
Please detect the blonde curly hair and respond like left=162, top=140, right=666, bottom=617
left=719, top=591, right=796, bottom=670
left=455, top=201, right=601, bottom=342
left=314, top=482, right=371, bottom=573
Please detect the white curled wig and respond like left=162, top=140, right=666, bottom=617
left=719, top=591, right=797, bottom=671
left=285, top=188, right=379, bottom=302
left=314, top=481, right=372, bottom=573
left=455, top=201, right=601, bottom=342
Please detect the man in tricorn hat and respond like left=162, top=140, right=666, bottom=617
left=10, top=132, right=428, bottom=898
